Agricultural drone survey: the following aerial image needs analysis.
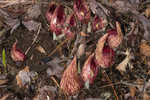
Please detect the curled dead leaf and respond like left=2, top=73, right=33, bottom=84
left=116, top=49, right=133, bottom=72
left=140, top=41, right=150, bottom=57
left=35, top=45, right=46, bottom=54
left=60, top=56, right=82, bottom=95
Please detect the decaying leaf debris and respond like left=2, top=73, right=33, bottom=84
left=0, top=0, right=150, bottom=99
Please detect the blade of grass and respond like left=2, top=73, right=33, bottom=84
left=2, top=48, right=7, bottom=73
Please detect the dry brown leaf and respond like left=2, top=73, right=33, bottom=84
left=0, top=94, right=10, bottom=100
left=35, top=45, right=46, bottom=54
left=0, top=79, right=8, bottom=85
left=136, top=79, right=144, bottom=92
left=140, top=41, right=150, bottom=56
left=22, top=20, right=41, bottom=31
left=77, top=44, right=85, bottom=57
left=116, top=49, right=132, bottom=72
left=145, top=7, right=150, bottom=18
left=129, top=86, right=136, bottom=97
left=16, top=66, right=30, bottom=88
left=26, top=4, right=41, bottom=19
left=16, top=66, right=37, bottom=88
left=46, top=57, right=64, bottom=78
left=144, top=93, right=150, bottom=100
left=80, top=32, right=89, bottom=37
left=116, top=21, right=123, bottom=43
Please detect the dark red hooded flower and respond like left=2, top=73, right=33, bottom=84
left=11, top=40, right=26, bottom=62
left=107, top=22, right=123, bottom=48
left=60, top=56, right=82, bottom=95
left=50, top=5, right=66, bottom=35
left=46, top=2, right=58, bottom=23
left=81, top=53, right=99, bottom=84
left=73, top=0, right=90, bottom=23
left=95, top=34, right=115, bottom=68
left=100, top=46, right=115, bottom=68
left=92, top=15, right=108, bottom=31
left=62, top=14, right=77, bottom=38
left=66, top=14, right=77, bottom=27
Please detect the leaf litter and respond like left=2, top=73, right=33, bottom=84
left=0, top=0, right=150, bottom=99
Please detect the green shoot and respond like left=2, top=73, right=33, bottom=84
left=2, top=48, right=7, bottom=73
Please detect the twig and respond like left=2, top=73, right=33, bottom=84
left=99, top=80, right=144, bottom=89
left=50, top=76, right=60, bottom=88
left=25, top=23, right=41, bottom=55
left=103, top=70, right=119, bottom=100
left=48, top=38, right=69, bottom=57
left=99, top=82, right=122, bottom=89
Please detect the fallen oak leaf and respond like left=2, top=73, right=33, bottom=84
left=116, top=49, right=133, bottom=72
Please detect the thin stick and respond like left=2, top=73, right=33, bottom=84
left=99, top=82, right=122, bottom=89
left=25, top=24, right=41, bottom=55
left=103, top=70, right=119, bottom=100
left=51, top=76, right=60, bottom=88
left=47, top=38, right=69, bottom=57
left=99, top=80, right=143, bottom=89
